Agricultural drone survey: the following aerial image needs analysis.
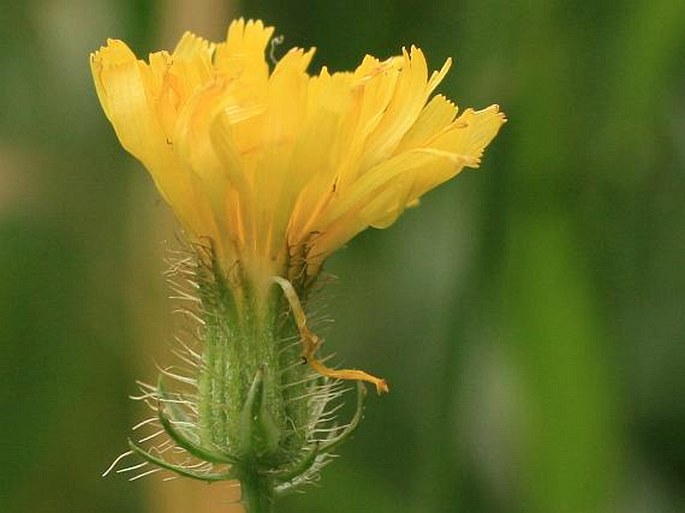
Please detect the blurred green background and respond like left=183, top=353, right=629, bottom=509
left=2, top=1, right=684, bottom=512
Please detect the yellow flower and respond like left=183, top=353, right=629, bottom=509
left=91, top=18, right=505, bottom=298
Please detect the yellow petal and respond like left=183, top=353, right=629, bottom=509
left=395, top=94, right=459, bottom=153
left=431, top=105, right=506, bottom=161
left=215, top=18, right=274, bottom=82
left=91, top=40, right=219, bottom=244
left=308, top=150, right=454, bottom=259
left=90, top=40, right=163, bottom=163
left=287, top=73, right=357, bottom=244
left=357, top=47, right=430, bottom=171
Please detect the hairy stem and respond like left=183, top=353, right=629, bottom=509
left=240, top=473, right=275, bottom=513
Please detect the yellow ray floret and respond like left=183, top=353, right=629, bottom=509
left=272, top=276, right=389, bottom=394
left=91, top=18, right=506, bottom=292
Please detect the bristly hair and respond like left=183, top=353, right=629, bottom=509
left=103, top=242, right=367, bottom=492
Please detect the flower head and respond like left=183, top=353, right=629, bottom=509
left=93, top=20, right=506, bottom=501
left=91, top=18, right=505, bottom=297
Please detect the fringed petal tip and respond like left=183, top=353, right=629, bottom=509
left=485, top=103, right=507, bottom=122
left=463, top=104, right=507, bottom=168
left=226, top=17, right=275, bottom=48
left=460, top=104, right=507, bottom=132
left=174, top=31, right=215, bottom=57
left=428, top=57, right=452, bottom=91
left=481, top=104, right=507, bottom=127
left=90, top=39, right=137, bottom=67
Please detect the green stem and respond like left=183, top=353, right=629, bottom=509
left=240, top=472, right=275, bottom=513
